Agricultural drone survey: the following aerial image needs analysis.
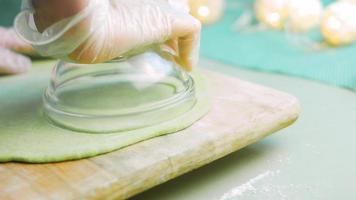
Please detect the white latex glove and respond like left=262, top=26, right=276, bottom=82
left=0, top=27, right=34, bottom=75
left=15, top=0, right=201, bottom=71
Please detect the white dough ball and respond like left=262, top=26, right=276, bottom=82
left=255, top=0, right=289, bottom=29
left=321, top=1, right=356, bottom=45
left=189, top=0, right=225, bottom=24
left=287, top=0, right=323, bottom=32
left=255, top=0, right=323, bottom=32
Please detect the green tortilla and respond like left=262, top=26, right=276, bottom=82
left=0, top=61, right=210, bottom=163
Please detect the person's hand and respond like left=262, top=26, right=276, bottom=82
left=16, top=0, right=201, bottom=71
left=0, top=27, right=36, bottom=75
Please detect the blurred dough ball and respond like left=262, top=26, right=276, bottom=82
left=188, top=0, right=225, bottom=24
left=287, top=0, right=322, bottom=32
left=255, top=0, right=322, bottom=32
left=255, top=0, right=288, bottom=29
left=321, top=0, right=356, bottom=45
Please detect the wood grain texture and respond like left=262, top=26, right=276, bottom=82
left=0, top=69, right=300, bottom=200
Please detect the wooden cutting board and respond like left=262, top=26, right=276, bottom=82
left=0, top=69, right=300, bottom=200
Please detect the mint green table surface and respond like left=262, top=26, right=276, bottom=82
left=134, top=59, right=356, bottom=200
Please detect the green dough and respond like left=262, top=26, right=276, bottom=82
left=0, top=61, right=210, bottom=163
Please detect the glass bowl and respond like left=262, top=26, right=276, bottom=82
left=43, top=50, right=196, bottom=133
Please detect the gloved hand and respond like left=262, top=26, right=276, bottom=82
left=15, top=0, right=201, bottom=71
left=0, top=27, right=35, bottom=75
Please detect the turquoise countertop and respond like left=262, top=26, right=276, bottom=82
left=134, top=59, right=356, bottom=200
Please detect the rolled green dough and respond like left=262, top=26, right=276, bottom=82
left=0, top=61, right=210, bottom=163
